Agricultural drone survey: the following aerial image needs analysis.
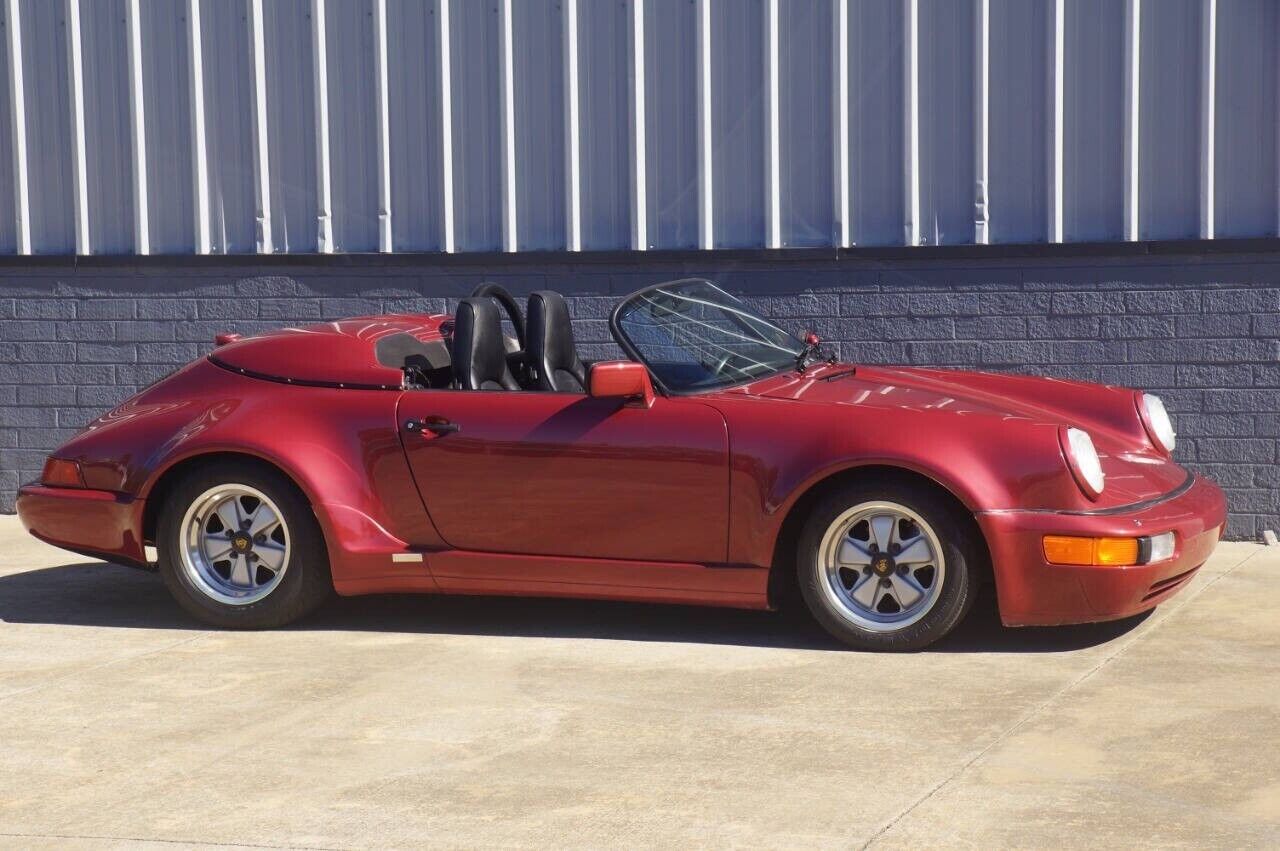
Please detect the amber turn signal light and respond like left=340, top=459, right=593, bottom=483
left=1043, top=535, right=1140, bottom=566
left=41, top=457, right=84, bottom=488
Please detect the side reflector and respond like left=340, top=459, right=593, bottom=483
left=42, top=457, right=85, bottom=488
left=1043, top=535, right=1141, bottom=566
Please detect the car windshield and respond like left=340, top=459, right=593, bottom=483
left=612, top=279, right=805, bottom=393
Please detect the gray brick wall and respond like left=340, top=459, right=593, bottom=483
left=1, top=250, right=1276, bottom=540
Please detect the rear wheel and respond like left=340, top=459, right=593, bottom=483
left=157, top=462, right=331, bottom=628
left=797, top=480, right=979, bottom=651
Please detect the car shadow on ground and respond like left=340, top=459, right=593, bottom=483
left=0, top=561, right=1151, bottom=653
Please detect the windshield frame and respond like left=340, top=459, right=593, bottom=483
left=608, top=278, right=805, bottom=396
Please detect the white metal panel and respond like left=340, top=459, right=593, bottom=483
left=711, top=0, right=764, bottom=248
left=562, top=0, right=580, bottom=251
left=1047, top=0, right=1063, bottom=242
left=778, top=0, right=832, bottom=247
left=65, top=0, right=89, bottom=254
left=449, top=0, right=501, bottom=252
left=627, top=0, right=645, bottom=250
left=498, top=0, right=516, bottom=251
left=973, top=0, right=988, bottom=245
left=323, top=0, right=378, bottom=252
left=644, top=0, right=697, bottom=249
left=511, top=0, right=566, bottom=251
left=311, top=0, right=333, bottom=253
left=197, top=0, right=255, bottom=253
left=140, top=0, right=194, bottom=254
left=187, top=0, right=211, bottom=254
left=1138, top=0, right=1199, bottom=240
left=4, top=0, right=28, bottom=254
left=386, top=0, right=443, bottom=252
left=247, top=0, right=273, bottom=252
left=81, top=0, right=134, bottom=255
left=988, top=0, right=1047, bottom=244
left=577, top=0, right=629, bottom=250
left=0, top=1, right=15, bottom=252
left=1062, top=0, right=1124, bottom=242
left=903, top=0, right=919, bottom=245
left=1199, top=0, right=1215, bottom=239
left=126, top=0, right=149, bottom=254
left=763, top=0, right=780, bottom=249
left=1122, top=0, right=1139, bottom=241
left=1214, top=0, right=1277, bottom=237
left=373, top=0, right=391, bottom=252
left=847, top=0, right=904, bottom=246
left=832, top=0, right=849, bottom=247
left=18, top=0, right=75, bottom=254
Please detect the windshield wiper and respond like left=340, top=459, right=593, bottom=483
left=795, top=332, right=837, bottom=372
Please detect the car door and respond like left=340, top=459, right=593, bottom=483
left=397, top=390, right=729, bottom=564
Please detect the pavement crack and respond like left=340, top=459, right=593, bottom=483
left=0, top=831, right=344, bottom=850
left=858, top=548, right=1264, bottom=849
left=0, top=631, right=212, bottom=705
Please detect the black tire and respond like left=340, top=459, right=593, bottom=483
left=796, top=479, right=979, bottom=651
left=157, top=461, right=332, bottom=629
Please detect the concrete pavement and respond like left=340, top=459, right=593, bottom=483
left=0, top=513, right=1277, bottom=849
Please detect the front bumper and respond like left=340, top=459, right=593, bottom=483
left=15, top=483, right=148, bottom=566
left=977, top=474, right=1227, bottom=626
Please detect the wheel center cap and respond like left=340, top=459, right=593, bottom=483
left=872, top=554, right=895, bottom=576
left=231, top=533, right=253, bottom=554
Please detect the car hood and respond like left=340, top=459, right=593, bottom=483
left=741, top=363, right=1189, bottom=506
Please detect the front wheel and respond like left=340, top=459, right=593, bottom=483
left=157, top=462, right=332, bottom=628
left=796, top=481, right=979, bottom=651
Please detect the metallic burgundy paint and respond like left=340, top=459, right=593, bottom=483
left=16, top=311, right=1226, bottom=627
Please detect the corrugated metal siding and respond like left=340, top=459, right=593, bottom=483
left=0, top=0, right=1276, bottom=255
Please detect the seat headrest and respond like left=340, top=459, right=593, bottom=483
left=528, top=290, right=586, bottom=393
left=452, top=297, right=519, bottom=391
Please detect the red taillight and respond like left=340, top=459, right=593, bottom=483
left=42, top=457, right=84, bottom=488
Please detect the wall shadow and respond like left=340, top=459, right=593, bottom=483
left=0, top=561, right=1150, bottom=654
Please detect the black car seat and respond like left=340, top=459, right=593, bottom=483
left=527, top=290, right=587, bottom=392
left=452, top=297, right=520, bottom=390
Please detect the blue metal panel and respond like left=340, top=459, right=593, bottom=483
left=263, top=0, right=317, bottom=253
left=81, top=0, right=134, bottom=254
left=20, top=0, right=74, bottom=254
left=779, top=0, right=832, bottom=247
left=988, top=0, right=1047, bottom=244
left=141, top=0, right=194, bottom=254
left=386, top=0, right=442, bottom=251
left=450, top=0, right=501, bottom=252
left=1139, top=0, right=1199, bottom=240
left=645, top=0, right=698, bottom=250
left=918, top=0, right=973, bottom=245
left=326, top=0, right=378, bottom=252
left=200, top=0, right=255, bottom=254
left=1215, top=0, right=1278, bottom=238
left=848, top=0, right=903, bottom=246
left=711, top=0, right=764, bottom=248
left=577, top=0, right=628, bottom=251
left=512, top=0, right=564, bottom=251
left=0, top=2, right=13, bottom=253
left=1062, top=0, right=1123, bottom=242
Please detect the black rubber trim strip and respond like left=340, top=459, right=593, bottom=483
left=207, top=355, right=402, bottom=391
left=977, top=470, right=1196, bottom=518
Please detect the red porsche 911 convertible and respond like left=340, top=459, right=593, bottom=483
left=17, top=279, right=1225, bottom=650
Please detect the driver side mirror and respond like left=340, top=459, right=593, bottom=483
left=588, top=361, right=655, bottom=408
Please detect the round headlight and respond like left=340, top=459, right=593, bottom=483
left=1061, top=427, right=1105, bottom=500
left=1138, top=392, right=1176, bottom=454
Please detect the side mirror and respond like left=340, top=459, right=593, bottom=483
left=588, top=361, right=655, bottom=408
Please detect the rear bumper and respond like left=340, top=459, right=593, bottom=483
left=978, top=474, right=1227, bottom=627
left=15, top=483, right=148, bottom=566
